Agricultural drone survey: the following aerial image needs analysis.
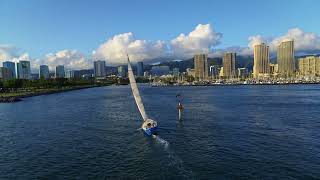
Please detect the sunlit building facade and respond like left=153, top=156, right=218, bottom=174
left=194, top=54, right=208, bottom=80
left=223, top=52, right=236, bottom=78
left=298, top=56, right=320, bottom=77
left=253, top=43, right=270, bottom=78
left=269, top=63, right=278, bottom=77
left=277, top=40, right=295, bottom=77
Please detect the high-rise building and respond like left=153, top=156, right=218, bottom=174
left=137, top=62, right=144, bottom=77
left=17, top=60, right=31, bottom=79
left=253, top=43, right=270, bottom=78
left=55, top=65, right=65, bottom=78
left=117, top=65, right=127, bottom=78
left=94, top=60, right=106, bottom=77
left=0, top=67, right=13, bottom=80
left=194, top=54, right=208, bottom=80
left=39, top=65, right=50, bottom=79
left=277, top=40, right=295, bottom=77
left=223, top=52, right=236, bottom=78
left=3, top=61, right=16, bottom=78
left=298, top=56, right=320, bottom=77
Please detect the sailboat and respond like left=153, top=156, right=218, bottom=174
left=127, top=55, right=158, bottom=136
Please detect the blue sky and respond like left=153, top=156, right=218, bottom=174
left=0, top=0, right=320, bottom=68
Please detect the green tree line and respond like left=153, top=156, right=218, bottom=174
left=0, top=78, right=95, bottom=90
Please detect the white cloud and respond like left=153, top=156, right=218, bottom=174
left=171, top=24, right=222, bottom=58
left=0, top=45, right=33, bottom=68
left=244, top=28, right=320, bottom=55
left=33, top=50, right=91, bottom=71
left=16, top=53, right=30, bottom=61
left=94, top=24, right=223, bottom=64
left=94, top=32, right=168, bottom=64
left=0, top=45, right=91, bottom=72
left=247, top=35, right=270, bottom=49
left=0, top=45, right=20, bottom=63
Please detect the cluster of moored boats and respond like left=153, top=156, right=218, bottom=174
left=150, top=79, right=320, bottom=87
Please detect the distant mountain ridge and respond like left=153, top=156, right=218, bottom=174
left=145, top=56, right=253, bottom=72
left=146, top=54, right=320, bottom=72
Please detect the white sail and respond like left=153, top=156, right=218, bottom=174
left=127, top=55, right=148, bottom=121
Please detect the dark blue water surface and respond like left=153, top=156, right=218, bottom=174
left=0, top=85, right=320, bottom=179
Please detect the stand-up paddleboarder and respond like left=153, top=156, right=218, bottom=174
left=176, top=94, right=184, bottom=120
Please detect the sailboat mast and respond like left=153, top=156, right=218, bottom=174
left=127, top=55, right=149, bottom=121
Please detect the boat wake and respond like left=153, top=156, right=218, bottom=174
left=152, top=135, right=194, bottom=179
left=152, top=135, right=169, bottom=149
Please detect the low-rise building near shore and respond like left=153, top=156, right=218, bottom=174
left=298, top=56, right=320, bottom=77
left=269, top=63, right=279, bottom=77
left=186, top=68, right=195, bottom=77
left=237, top=68, right=248, bottom=79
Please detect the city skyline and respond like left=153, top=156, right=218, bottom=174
left=1, top=0, right=320, bottom=70
left=0, top=2, right=319, bottom=179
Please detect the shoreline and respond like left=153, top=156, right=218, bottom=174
left=151, top=82, right=320, bottom=87
left=0, top=85, right=102, bottom=103
left=1, top=82, right=319, bottom=103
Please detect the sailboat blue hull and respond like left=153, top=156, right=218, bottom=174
left=143, top=126, right=158, bottom=136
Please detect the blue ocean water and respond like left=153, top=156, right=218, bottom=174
left=0, top=85, right=319, bottom=179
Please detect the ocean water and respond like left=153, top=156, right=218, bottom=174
left=0, top=85, right=319, bottom=179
